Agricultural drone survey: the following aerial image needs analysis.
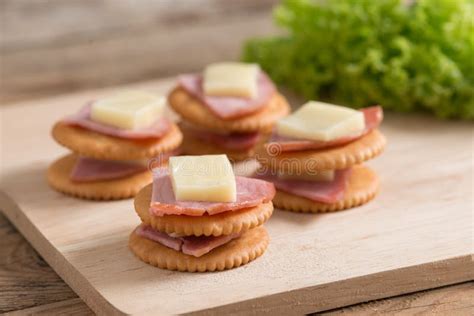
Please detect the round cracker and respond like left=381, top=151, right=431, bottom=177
left=134, top=184, right=273, bottom=236
left=47, top=154, right=152, bottom=200
left=52, top=122, right=182, bottom=160
left=257, top=129, right=386, bottom=172
left=129, top=225, right=269, bottom=272
left=273, top=165, right=379, bottom=213
left=168, top=88, right=290, bottom=133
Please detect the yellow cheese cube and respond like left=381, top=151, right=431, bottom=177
left=168, top=155, right=237, bottom=203
left=90, top=90, right=165, bottom=130
left=203, top=62, right=259, bottom=99
left=277, top=169, right=335, bottom=182
left=277, top=101, right=365, bottom=141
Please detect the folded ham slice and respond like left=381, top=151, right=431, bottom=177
left=267, top=106, right=383, bottom=152
left=150, top=168, right=275, bottom=216
left=63, top=104, right=171, bottom=139
left=181, top=234, right=239, bottom=257
left=255, top=168, right=351, bottom=204
left=181, top=123, right=260, bottom=150
left=136, top=225, right=182, bottom=251
left=135, top=225, right=239, bottom=257
left=178, top=71, right=276, bottom=120
left=70, top=157, right=148, bottom=182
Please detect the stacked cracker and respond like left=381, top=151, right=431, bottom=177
left=47, top=91, right=182, bottom=200
left=129, top=155, right=275, bottom=272
left=168, top=62, right=290, bottom=161
left=256, top=101, right=386, bottom=213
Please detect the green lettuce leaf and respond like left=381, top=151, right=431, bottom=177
left=243, top=0, right=474, bottom=119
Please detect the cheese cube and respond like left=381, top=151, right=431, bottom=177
left=277, top=101, right=365, bottom=142
left=203, top=62, right=259, bottom=99
left=278, top=169, right=335, bottom=182
left=168, top=155, right=237, bottom=203
left=90, top=90, right=165, bottom=130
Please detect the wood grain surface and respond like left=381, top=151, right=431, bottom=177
left=0, top=213, right=77, bottom=313
left=323, top=282, right=474, bottom=315
left=0, top=0, right=279, bottom=104
left=0, top=78, right=472, bottom=315
left=1, top=210, right=472, bottom=315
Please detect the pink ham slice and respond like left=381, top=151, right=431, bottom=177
left=267, top=106, right=383, bottom=152
left=255, top=169, right=351, bottom=204
left=150, top=168, right=275, bottom=217
left=178, top=71, right=276, bottom=120
left=181, top=233, right=239, bottom=257
left=70, top=157, right=147, bottom=182
left=183, top=123, right=260, bottom=150
left=136, top=225, right=182, bottom=251
left=135, top=225, right=239, bottom=257
left=63, top=104, right=171, bottom=139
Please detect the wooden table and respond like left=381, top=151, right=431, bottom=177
left=0, top=79, right=472, bottom=315
left=0, top=212, right=472, bottom=315
left=1, top=0, right=279, bottom=104
left=2, top=2, right=472, bottom=314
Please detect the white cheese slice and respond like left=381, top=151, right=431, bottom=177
left=277, top=101, right=365, bottom=141
left=277, top=169, right=335, bottom=182
left=203, top=62, right=259, bottom=99
left=90, top=90, right=165, bottom=130
left=168, top=155, right=237, bottom=203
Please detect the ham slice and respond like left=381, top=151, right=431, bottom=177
left=150, top=168, right=275, bottom=216
left=267, top=106, right=383, bottom=152
left=63, top=104, right=171, bottom=139
left=178, top=71, right=276, bottom=120
left=181, top=234, right=239, bottom=257
left=136, top=225, right=182, bottom=251
left=70, top=157, right=147, bottom=182
left=182, top=123, right=260, bottom=150
left=255, top=168, right=351, bottom=204
left=135, top=225, right=239, bottom=257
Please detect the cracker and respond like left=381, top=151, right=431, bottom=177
left=129, top=225, right=269, bottom=272
left=47, top=154, right=152, bottom=200
left=134, top=184, right=273, bottom=236
left=257, top=129, right=386, bottom=172
left=168, top=88, right=290, bottom=133
left=178, top=126, right=258, bottom=161
left=52, top=122, right=182, bottom=160
left=273, top=165, right=379, bottom=213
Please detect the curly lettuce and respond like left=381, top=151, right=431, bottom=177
left=243, top=0, right=474, bottom=119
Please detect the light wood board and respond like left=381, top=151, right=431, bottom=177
left=0, top=78, right=472, bottom=315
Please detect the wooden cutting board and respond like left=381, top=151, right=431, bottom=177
left=0, top=78, right=472, bottom=315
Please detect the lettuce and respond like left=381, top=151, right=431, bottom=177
left=243, top=0, right=474, bottom=119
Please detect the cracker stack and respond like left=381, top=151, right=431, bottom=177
left=129, top=155, right=275, bottom=272
left=47, top=91, right=182, bottom=200
left=256, top=102, right=386, bottom=213
left=168, top=62, right=290, bottom=161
